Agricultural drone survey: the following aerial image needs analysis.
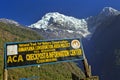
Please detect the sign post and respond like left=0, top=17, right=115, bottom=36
left=80, top=57, right=99, bottom=80
left=80, top=50, right=99, bottom=80
left=82, top=56, right=91, bottom=77
left=3, top=69, right=8, bottom=80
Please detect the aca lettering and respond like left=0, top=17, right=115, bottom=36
left=7, top=55, right=24, bottom=63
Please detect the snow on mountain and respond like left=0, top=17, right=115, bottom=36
left=0, top=18, right=20, bottom=26
left=86, top=7, right=120, bottom=39
left=100, top=7, right=120, bottom=16
left=29, top=7, right=120, bottom=39
left=29, top=12, right=90, bottom=38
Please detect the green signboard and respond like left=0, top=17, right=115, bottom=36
left=4, top=38, right=84, bottom=68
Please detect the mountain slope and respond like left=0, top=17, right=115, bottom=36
left=0, top=22, right=85, bottom=80
left=89, top=14, right=120, bottom=80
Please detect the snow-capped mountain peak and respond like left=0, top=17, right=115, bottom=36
left=29, top=12, right=88, bottom=30
left=28, top=7, right=120, bottom=39
left=29, top=12, right=90, bottom=37
left=100, top=7, right=120, bottom=16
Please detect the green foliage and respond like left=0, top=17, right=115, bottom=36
left=0, top=22, right=42, bottom=41
left=0, top=22, right=85, bottom=80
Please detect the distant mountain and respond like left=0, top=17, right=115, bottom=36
left=86, top=7, right=120, bottom=38
left=28, top=7, right=120, bottom=40
left=29, top=12, right=90, bottom=39
left=100, top=7, right=120, bottom=16
left=0, top=18, right=20, bottom=26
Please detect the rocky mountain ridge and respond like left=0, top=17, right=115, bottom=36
left=28, top=7, right=120, bottom=39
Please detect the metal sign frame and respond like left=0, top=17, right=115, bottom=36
left=4, top=38, right=84, bottom=69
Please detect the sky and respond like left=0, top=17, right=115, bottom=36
left=0, top=0, right=120, bottom=26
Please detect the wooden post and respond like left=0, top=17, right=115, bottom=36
left=80, top=40, right=99, bottom=80
left=3, top=69, right=8, bottom=80
left=82, top=57, right=91, bottom=78
left=81, top=56, right=99, bottom=80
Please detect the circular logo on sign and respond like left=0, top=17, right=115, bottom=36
left=71, top=40, right=80, bottom=49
